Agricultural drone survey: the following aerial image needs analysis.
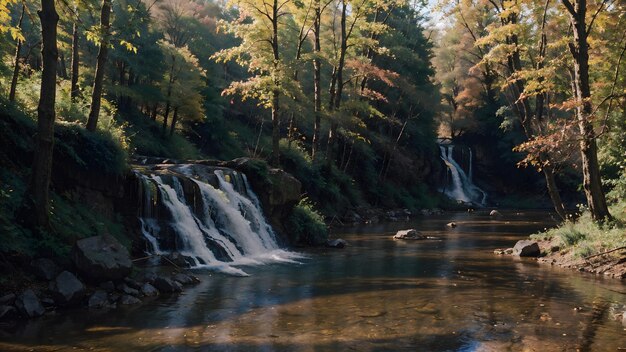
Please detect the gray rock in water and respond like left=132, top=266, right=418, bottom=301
left=0, top=293, right=16, bottom=305
left=50, top=271, right=86, bottom=306
left=446, top=222, right=457, bottom=228
left=123, top=277, right=142, bottom=290
left=119, top=295, right=141, bottom=305
left=88, top=290, right=109, bottom=309
left=173, top=273, right=196, bottom=286
left=141, top=283, right=159, bottom=297
left=325, top=239, right=347, bottom=248
left=30, top=258, right=62, bottom=281
left=490, top=210, right=502, bottom=217
left=153, top=277, right=182, bottom=293
left=15, top=289, right=45, bottom=318
left=393, top=229, right=425, bottom=240
left=513, top=240, right=540, bottom=257
left=72, top=235, right=132, bottom=282
left=0, top=305, right=17, bottom=320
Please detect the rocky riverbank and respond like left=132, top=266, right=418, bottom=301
left=0, top=234, right=200, bottom=322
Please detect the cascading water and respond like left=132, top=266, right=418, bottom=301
left=439, top=145, right=487, bottom=205
left=136, top=165, right=301, bottom=276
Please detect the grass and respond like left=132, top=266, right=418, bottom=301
left=530, top=201, right=626, bottom=258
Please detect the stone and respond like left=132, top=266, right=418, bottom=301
left=550, top=245, right=560, bottom=253
left=40, top=297, right=55, bottom=308
left=72, top=234, right=132, bottom=282
left=446, top=222, right=457, bottom=228
left=30, top=258, right=62, bottom=281
left=0, top=305, right=17, bottom=319
left=119, top=295, right=141, bottom=305
left=139, top=272, right=158, bottom=284
left=173, top=273, right=196, bottom=286
left=15, top=289, right=45, bottom=318
left=504, top=248, right=514, bottom=255
left=165, top=252, right=195, bottom=268
left=117, top=283, right=140, bottom=297
left=490, top=210, right=502, bottom=217
left=0, top=293, right=16, bottom=305
left=513, top=240, right=541, bottom=257
left=100, top=281, right=116, bottom=292
left=393, top=229, right=426, bottom=240
left=50, top=271, right=86, bottom=306
left=325, top=239, right=347, bottom=248
left=141, top=283, right=159, bottom=297
left=123, top=277, right=142, bottom=290
left=153, top=277, right=182, bottom=293
left=88, top=290, right=109, bottom=309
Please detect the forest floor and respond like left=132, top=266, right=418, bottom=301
left=535, top=239, right=626, bottom=280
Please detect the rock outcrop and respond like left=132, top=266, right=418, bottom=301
left=15, top=290, right=45, bottom=318
left=50, top=271, right=86, bottom=306
left=393, top=229, right=426, bottom=240
left=513, top=240, right=541, bottom=257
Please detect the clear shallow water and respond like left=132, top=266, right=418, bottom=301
left=1, top=210, right=625, bottom=351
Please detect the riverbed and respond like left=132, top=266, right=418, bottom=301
left=1, top=210, right=624, bottom=351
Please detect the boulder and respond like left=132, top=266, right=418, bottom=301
left=72, top=235, right=132, bottom=281
left=88, top=290, right=109, bottom=309
left=325, top=239, right=347, bottom=248
left=165, top=252, right=195, bottom=268
left=513, top=240, right=541, bottom=257
left=30, top=258, right=61, bottom=281
left=141, top=283, right=159, bottom=297
left=173, top=273, right=196, bottom=286
left=490, top=210, right=502, bottom=217
left=0, top=305, right=17, bottom=320
left=446, top=222, right=457, bottom=228
left=15, top=289, right=45, bottom=318
left=0, top=293, right=16, bottom=305
left=119, top=295, right=141, bottom=305
left=50, top=271, right=86, bottom=306
left=153, top=277, right=182, bottom=293
left=393, top=229, right=426, bottom=240
left=123, top=277, right=142, bottom=290
left=117, top=283, right=140, bottom=297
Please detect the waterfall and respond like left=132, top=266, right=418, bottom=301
left=439, top=145, right=487, bottom=205
left=136, top=166, right=301, bottom=276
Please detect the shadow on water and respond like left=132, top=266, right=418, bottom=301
left=1, top=211, right=624, bottom=351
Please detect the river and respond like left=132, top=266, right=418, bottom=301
left=1, top=210, right=624, bottom=351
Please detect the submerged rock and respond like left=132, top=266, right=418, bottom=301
left=50, top=271, right=86, bottom=306
left=72, top=235, right=132, bottom=281
left=446, top=222, right=457, bottom=228
left=393, top=229, right=425, bottom=240
left=173, top=273, right=197, bottom=285
left=30, top=258, right=62, bottom=281
left=325, top=239, right=347, bottom=248
left=15, top=290, right=45, bottom=318
left=513, top=240, right=540, bottom=257
left=490, top=210, right=502, bottom=217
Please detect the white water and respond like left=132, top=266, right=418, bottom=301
left=440, top=145, right=487, bottom=205
left=138, top=168, right=301, bottom=276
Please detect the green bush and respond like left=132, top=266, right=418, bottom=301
left=287, top=198, right=328, bottom=246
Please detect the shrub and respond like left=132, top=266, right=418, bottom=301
left=287, top=198, right=328, bottom=246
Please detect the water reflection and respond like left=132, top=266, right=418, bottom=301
left=0, top=211, right=624, bottom=351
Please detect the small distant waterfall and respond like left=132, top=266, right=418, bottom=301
left=136, top=165, right=300, bottom=276
left=439, top=145, right=487, bottom=205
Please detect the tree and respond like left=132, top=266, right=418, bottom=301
left=86, top=0, right=111, bottom=131
left=8, top=3, right=25, bottom=102
left=27, top=0, right=59, bottom=229
left=560, top=0, right=611, bottom=221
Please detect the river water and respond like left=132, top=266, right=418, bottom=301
left=1, top=210, right=624, bottom=351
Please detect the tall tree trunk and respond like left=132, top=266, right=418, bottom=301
left=270, top=0, right=281, bottom=166
left=169, top=107, right=178, bottom=136
left=8, top=4, right=26, bottom=102
left=311, top=0, right=322, bottom=159
left=27, top=0, right=59, bottom=230
left=86, top=0, right=111, bottom=132
left=151, top=103, right=158, bottom=121
left=58, top=52, right=67, bottom=78
left=70, top=21, right=80, bottom=101
left=326, top=0, right=347, bottom=166
left=562, top=0, right=611, bottom=221
left=162, top=101, right=170, bottom=134
left=543, top=167, right=567, bottom=220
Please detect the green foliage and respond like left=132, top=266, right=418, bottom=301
left=287, top=198, right=328, bottom=246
